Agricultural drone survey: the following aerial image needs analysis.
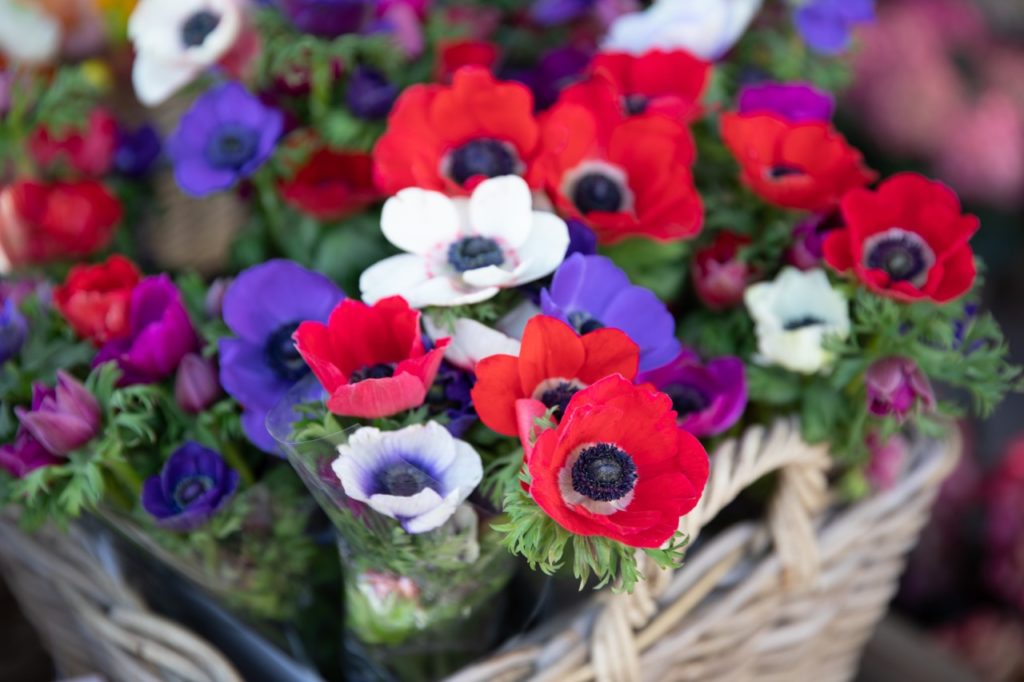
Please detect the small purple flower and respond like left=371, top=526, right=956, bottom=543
left=793, top=0, right=875, bottom=56
left=167, top=82, right=284, bottom=197
left=205, top=277, right=232, bottom=319
left=0, top=429, right=61, bottom=479
left=175, top=354, right=221, bottom=414
left=279, top=0, right=371, bottom=37
left=865, top=357, right=935, bottom=421
left=219, top=260, right=344, bottom=453
left=565, top=219, right=598, bottom=258
left=530, top=0, right=595, bottom=26
left=142, top=442, right=240, bottom=532
left=94, top=276, right=199, bottom=385
left=346, top=67, right=399, bottom=120
left=541, top=253, right=680, bottom=372
left=15, top=372, right=102, bottom=457
left=0, top=299, right=28, bottom=364
left=114, top=124, right=162, bottom=177
left=865, top=432, right=908, bottom=492
left=433, top=362, right=477, bottom=438
left=786, top=213, right=835, bottom=270
left=738, top=81, right=835, bottom=123
left=506, top=47, right=590, bottom=110
left=638, top=351, right=747, bottom=437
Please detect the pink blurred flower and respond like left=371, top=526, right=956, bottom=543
left=865, top=432, right=909, bottom=492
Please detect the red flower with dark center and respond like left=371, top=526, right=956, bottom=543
left=721, top=113, right=876, bottom=212
left=526, top=374, right=709, bottom=548
left=435, top=39, right=500, bottom=82
left=530, top=83, right=702, bottom=243
left=472, top=315, right=640, bottom=437
left=294, top=296, right=450, bottom=419
left=823, top=173, right=979, bottom=302
left=28, top=108, right=118, bottom=177
left=692, top=232, right=755, bottom=310
left=585, top=50, right=711, bottom=122
left=279, top=148, right=380, bottom=221
left=54, top=255, right=141, bottom=345
left=372, top=67, right=540, bottom=196
left=0, top=180, right=122, bottom=267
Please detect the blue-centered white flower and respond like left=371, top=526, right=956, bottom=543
left=744, top=267, right=850, bottom=374
left=333, top=422, right=484, bottom=534
left=360, top=176, right=570, bottom=308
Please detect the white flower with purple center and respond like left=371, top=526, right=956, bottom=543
left=360, top=176, right=570, bottom=308
left=333, top=422, right=483, bottom=534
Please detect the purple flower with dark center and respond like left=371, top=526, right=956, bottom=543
left=738, top=81, right=834, bottom=123
left=638, top=350, right=747, bottom=437
left=565, top=218, right=598, bottom=258
left=865, top=357, right=935, bottom=421
left=793, top=0, right=875, bottom=55
left=0, top=298, right=28, bottom=364
left=94, top=276, right=199, bottom=385
left=278, top=0, right=371, bottom=38
left=541, top=253, right=680, bottom=371
left=529, top=0, right=595, bottom=26
left=219, top=260, right=344, bottom=453
left=433, top=362, right=477, bottom=437
left=15, top=372, right=102, bottom=456
left=346, top=66, right=399, bottom=120
left=114, top=123, right=162, bottom=177
left=141, top=441, right=240, bottom=532
left=0, top=429, right=61, bottom=479
left=167, top=82, right=283, bottom=197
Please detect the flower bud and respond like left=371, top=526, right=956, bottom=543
left=693, top=232, right=754, bottom=310
left=16, top=371, right=102, bottom=456
left=865, top=357, right=935, bottom=421
left=204, top=277, right=232, bottom=319
left=175, top=353, right=221, bottom=414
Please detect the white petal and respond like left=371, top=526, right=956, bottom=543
left=389, top=422, right=458, bottom=473
left=467, top=176, right=534, bottom=249
left=495, top=301, right=540, bottom=340
left=132, top=53, right=203, bottom=107
left=442, top=440, right=485, bottom=490
left=425, top=316, right=521, bottom=370
left=0, top=1, right=59, bottom=64
left=368, top=488, right=445, bottom=519
left=359, top=254, right=430, bottom=305
left=402, top=494, right=461, bottom=534
left=460, top=265, right=518, bottom=288
left=508, top=211, right=570, bottom=286
left=381, top=188, right=461, bottom=255
left=405, top=277, right=499, bottom=308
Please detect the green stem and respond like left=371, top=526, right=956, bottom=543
left=104, top=457, right=144, bottom=504
left=221, top=441, right=255, bottom=487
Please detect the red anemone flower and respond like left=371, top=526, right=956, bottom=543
left=823, top=173, right=979, bottom=303
left=583, top=50, right=712, bottom=123
left=530, top=81, right=702, bottom=243
left=527, top=375, right=709, bottom=549
left=279, top=148, right=380, bottom=221
left=721, top=113, right=876, bottom=212
left=28, top=108, right=118, bottom=177
left=472, top=315, right=640, bottom=437
left=54, top=255, right=141, bottom=345
left=372, top=67, right=540, bottom=196
left=294, top=296, right=450, bottom=419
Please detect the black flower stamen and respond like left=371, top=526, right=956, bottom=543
left=539, top=382, right=580, bottom=420
left=350, top=363, right=395, bottom=383
left=572, top=173, right=625, bottom=214
left=864, top=230, right=934, bottom=284
left=205, top=124, right=259, bottom=170
left=174, top=475, right=213, bottom=508
left=264, top=322, right=309, bottom=382
left=665, top=383, right=710, bottom=417
left=783, top=316, right=824, bottom=331
left=624, top=94, right=649, bottom=115
left=448, top=139, right=517, bottom=186
left=447, top=236, right=505, bottom=272
left=182, top=10, right=221, bottom=48
left=571, top=443, right=637, bottom=502
left=766, top=165, right=805, bottom=180
left=568, top=311, right=604, bottom=335
left=376, top=461, right=437, bottom=497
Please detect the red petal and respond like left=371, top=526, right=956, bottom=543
left=930, top=246, right=977, bottom=303
left=471, top=354, right=525, bottom=436
left=517, top=316, right=587, bottom=397
left=326, top=372, right=429, bottom=419
left=576, top=328, right=640, bottom=384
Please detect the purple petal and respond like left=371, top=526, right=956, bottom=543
left=218, top=337, right=293, bottom=411
left=601, top=287, right=680, bottom=371
left=242, top=407, right=281, bottom=455
left=795, top=5, right=852, bottom=55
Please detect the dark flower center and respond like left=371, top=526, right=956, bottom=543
left=624, top=94, right=649, bottom=115
left=864, top=230, right=934, bottom=283
left=181, top=10, right=221, bottom=48
left=766, top=165, right=805, bottom=180
left=664, top=383, right=711, bottom=417
left=264, top=322, right=309, bottom=382
left=783, top=316, right=824, bottom=331
left=205, top=123, right=259, bottom=170
left=539, top=382, right=580, bottom=420
left=447, top=236, right=505, bottom=272
left=174, top=475, right=213, bottom=508
left=449, top=139, right=517, bottom=186
left=376, top=461, right=437, bottom=497
left=572, top=173, right=625, bottom=214
left=567, top=310, right=604, bottom=334
left=571, top=443, right=637, bottom=502
left=349, top=363, right=395, bottom=383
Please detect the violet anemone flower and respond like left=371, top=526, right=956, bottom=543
left=333, top=422, right=483, bottom=534
left=737, top=81, right=834, bottom=123
left=432, top=361, right=477, bottom=437
left=865, top=356, right=935, bottom=421
left=638, top=351, right=747, bottom=437
left=141, top=441, right=239, bottom=532
left=114, top=123, right=162, bottom=177
left=15, top=372, right=102, bottom=456
left=346, top=66, right=399, bottom=120
left=0, top=429, right=60, bottom=479
left=94, top=276, right=199, bottom=385
left=279, top=0, right=371, bottom=38
left=540, top=253, right=680, bottom=371
left=793, top=0, right=875, bottom=55
left=219, top=260, right=344, bottom=452
left=167, top=82, right=283, bottom=197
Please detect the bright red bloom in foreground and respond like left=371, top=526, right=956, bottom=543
left=54, top=255, right=141, bottom=345
left=824, top=173, right=979, bottom=302
left=585, top=50, right=711, bottom=123
left=472, top=315, right=639, bottom=437
left=527, top=375, right=709, bottom=549
left=530, top=83, right=702, bottom=243
left=294, top=296, right=450, bottom=419
left=28, top=108, right=118, bottom=177
left=279, top=148, right=380, bottom=221
left=721, top=113, right=876, bottom=212
left=0, top=180, right=122, bottom=267
left=372, top=67, right=540, bottom=196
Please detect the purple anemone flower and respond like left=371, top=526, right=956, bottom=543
left=94, top=276, right=199, bottom=385
left=15, top=372, right=102, bottom=456
left=565, top=218, right=598, bottom=258
left=433, top=362, right=477, bottom=438
left=346, top=67, right=399, bottom=120
left=0, top=298, right=28, bottom=364
left=530, top=0, right=595, bottom=26
left=167, top=82, right=283, bottom=197
left=0, top=429, right=61, bottom=479
left=865, top=357, right=935, bottom=422
left=638, top=351, right=747, bottom=437
left=786, top=213, right=836, bottom=270
left=738, top=81, right=835, bottom=123
left=114, top=123, right=162, bottom=177
left=142, top=442, right=240, bottom=532
left=793, top=0, right=875, bottom=55
left=333, top=422, right=482, bottom=534
left=219, top=260, right=344, bottom=453
left=279, top=0, right=371, bottom=38
left=541, top=253, right=680, bottom=372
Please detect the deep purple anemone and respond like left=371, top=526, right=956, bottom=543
left=637, top=350, right=748, bottom=437
left=793, top=0, right=875, bottom=55
left=142, top=442, right=239, bottom=532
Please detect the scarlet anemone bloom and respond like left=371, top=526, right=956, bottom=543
left=279, top=148, right=380, bottom=221
left=471, top=315, right=639, bottom=437
left=527, top=375, right=709, bottom=549
left=294, top=296, right=450, bottom=419
left=530, top=84, right=702, bottom=243
left=580, top=50, right=712, bottom=123
left=823, top=173, right=978, bottom=303
left=721, top=112, right=875, bottom=212
left=372, top=67, right=540, bottom=196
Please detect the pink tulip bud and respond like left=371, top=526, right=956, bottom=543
left=174, top=354, right=220, bottom=414
left=865, top=357, right=935, bottom=421
left=15, top=371, right=101, bottom=456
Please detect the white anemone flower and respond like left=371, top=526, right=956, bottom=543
left=360, top=176, right=570, bottom=308
left=603, top=0, right=763, bottom=61
left=333, top=423, right=483, bottom=534
left=744, top=267, right=850, bottom=374
left=0, top=1, right=60, bottom=65
left=129, top=0, right=245, bottom=106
